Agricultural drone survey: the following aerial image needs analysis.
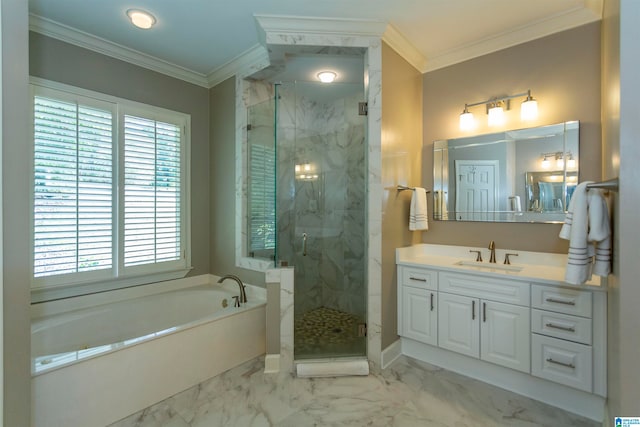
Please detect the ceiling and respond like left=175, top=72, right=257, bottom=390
left=28, top=0, right=602, bottom=87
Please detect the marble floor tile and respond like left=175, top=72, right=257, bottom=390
left=109, top=355, right=599, bottom=427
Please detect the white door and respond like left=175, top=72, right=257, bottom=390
left=480, top=301, right=531, bottom=373
left=455, top=160, right=499, bottom=221
left=438, top=293, right=480, bottom=358
left=402, top=286, right=437, bottom=345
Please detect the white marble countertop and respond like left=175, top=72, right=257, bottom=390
left=396, top=244, right=606, bottom=291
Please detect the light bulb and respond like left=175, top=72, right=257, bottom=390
left=317, top=71, right=337, bottom=83
left=521, top=92, right=538, bottom=121
left=459, top=107, right=475, bottom=131
left=127, top=9, right=156, bottom=29
left=487, top=104, right=505, bottom=127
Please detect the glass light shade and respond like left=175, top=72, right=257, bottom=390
left=521, top=98, right=538, bottom=121
left=487, top=105, right=505, bottom=126
left=317, top=71, right=337, bottom=83
left=556, top=158, right=564, bottom=168
left=541, top=157, right=551, bottom=169
left=567, top=157, right=577, bottom=169
left=459, top=111, right=475, bottom=131
left=127, top=9, right=156, bottom=29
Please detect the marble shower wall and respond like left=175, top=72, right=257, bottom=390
left=273, top=81, right=367, bottom=321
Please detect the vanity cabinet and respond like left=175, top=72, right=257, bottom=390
left=398, top=266, right=438, bottom=345
left=530, top=285, right=595, bottom=392
left=437, top=272, right=530, bottom=373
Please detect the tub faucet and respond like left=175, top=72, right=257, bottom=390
left=217, top=274, right=247, bottom=305
left=488, top=240, right=496, bottom=263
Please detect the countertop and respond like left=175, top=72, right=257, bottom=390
left=397, top=244, right=606, bottom=291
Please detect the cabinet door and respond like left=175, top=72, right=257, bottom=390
left=401, top=286, right=437, bottom=345
left=480, top=300, right=530, bottom=373
left=438, top=293, right=479, bottom=358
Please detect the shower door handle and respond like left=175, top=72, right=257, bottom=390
left=302, top=233, right=307, bottom=256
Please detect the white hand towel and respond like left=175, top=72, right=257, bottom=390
left=559, top=182, right=594, bottom=284
left=588, top=189, right=611, bottom=276
left=409, top=187, right=429, bottom=231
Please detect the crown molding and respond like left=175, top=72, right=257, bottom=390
left=254, top=14, right=387, bottom=45
left=206, top=44, right=270, bottom=87
left=382, top=24, right=428, bottom=73
left=29, top=14, right=210, bottom=88
left=424, top=4, right=602, bottom=72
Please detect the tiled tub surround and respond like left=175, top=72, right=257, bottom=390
left=31, top=275, right=267, bottom=427
left=395, top=244, right=607, bottom=422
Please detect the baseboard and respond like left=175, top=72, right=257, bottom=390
left=264, top=354, right=280, bottom=374
left=402, top=338, right=605, bottom=422
left=602, top=403, right=611, bottom=427
left=381, top=339, right=402, bottom=369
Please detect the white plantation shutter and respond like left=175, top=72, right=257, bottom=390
left=33, top=95, right=113, bottom=278
left=31, top=82, right=190, bottom=295
left=248, top=142, right=276, bottom=257
left=123, top=114, right=182, bottom=268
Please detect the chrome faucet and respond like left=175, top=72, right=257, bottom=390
left=488, top=240, right=497, bottom=263
left=217, top=274, right=247, bottom=305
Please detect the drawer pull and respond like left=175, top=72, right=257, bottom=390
left=545, top=323, right=576, bottom=332
left=409, top=277, right=427, bottom=282
left=546, top=358, right=575, bottom=369
left=430, top=293, right=434, bottom=311
left=545, top=297, right=576, bottom=306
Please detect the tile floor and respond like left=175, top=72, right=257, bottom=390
left=110, top=355, right=599, bottom=427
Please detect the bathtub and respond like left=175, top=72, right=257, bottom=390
left=31, top=275, right=266, bottom=427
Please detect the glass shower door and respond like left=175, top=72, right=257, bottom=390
left=275, top=81, right=367, bottom=360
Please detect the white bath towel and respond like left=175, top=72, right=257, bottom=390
left=409, top=187, right=429, bottom=231
left=559, top=182, right=611, bottom=284
left=588, top=189, right=611, bottom=276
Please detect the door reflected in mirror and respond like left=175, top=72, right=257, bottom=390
left=433, top=121, right=579, bottom=223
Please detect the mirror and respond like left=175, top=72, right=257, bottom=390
left=433, top=121, right=579, bottom=223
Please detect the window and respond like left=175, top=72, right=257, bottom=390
left=248, top=141, right=276, bottom=259
left=31, top=82, right=190, bottom=294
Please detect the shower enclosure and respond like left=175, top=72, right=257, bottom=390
left=248, top=77, right=367, bottom=361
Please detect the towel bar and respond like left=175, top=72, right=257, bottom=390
left=586, top=178, right=618, bottom=191
left=397, top=185, right=431, bottom=193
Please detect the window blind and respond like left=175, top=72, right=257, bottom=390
left=33, top=96, right=113, bottom=277
left=248, top=142, right=276, bottom=256
left=123, top=115, right=182, bottom=267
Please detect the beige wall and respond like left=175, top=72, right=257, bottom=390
left=2, top=0, right=31, bottom=424
left=603, top=0, right=640, bottom=417
left=29, top=32, right=212, bottom=277
left=209, top=77, right=265, bottom=286
left=422, top=23, right=602, bottom=253
left=381, top=42, right=423, bottom=348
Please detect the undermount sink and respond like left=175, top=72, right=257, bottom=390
left=454, top=260, right=524, bottom=272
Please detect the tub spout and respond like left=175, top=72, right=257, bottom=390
left=217, top=274, right=247, bottom=304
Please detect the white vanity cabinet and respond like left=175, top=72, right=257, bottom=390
left=437, top=272, right=530, bottom=373
left=397, top=266, right=437, bottom=346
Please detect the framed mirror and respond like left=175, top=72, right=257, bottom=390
left=433, top=121, right=579, bottom=223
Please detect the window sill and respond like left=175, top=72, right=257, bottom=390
left=31, top=268, right=193, bottom=304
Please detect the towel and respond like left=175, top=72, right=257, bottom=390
left=559, top=182, right=611, bottom=284
left=409, top=187, right=429, bottom=231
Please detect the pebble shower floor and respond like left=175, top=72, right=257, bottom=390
left=294, top=306, right=366, bottom=358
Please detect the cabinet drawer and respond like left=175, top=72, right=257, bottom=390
left=532, top=309, right=592, bottom=345
left=532, top=334, right=592, bottom=392
left=401, top=267, right=438, bottom=290
left=439, top=271, right=529, bottom=306
left=531, top=285, right=592, bottom=318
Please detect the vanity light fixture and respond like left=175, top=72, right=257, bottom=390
left=317, top=71, right=337, bottom=83
left=127, top=9, right=156, bottom=29
left=459, top=89, right=538, bottom=131
left=541, top=155, right=551, bottom=169
left=566, top=154, right=577, bottom=169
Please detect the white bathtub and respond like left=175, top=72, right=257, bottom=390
left=31, top=275, right=266, bottom=427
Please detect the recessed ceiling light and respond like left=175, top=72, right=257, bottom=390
left=127, top=9, right=156, bottom=30
left=317, top=71, right=337, bottom=83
